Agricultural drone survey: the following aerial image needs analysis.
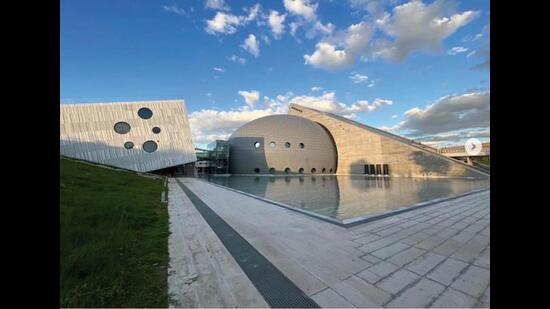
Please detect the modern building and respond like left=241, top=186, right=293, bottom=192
left=194, top=140, right=230, bottom=175
left=60, top=100, right=196, bottom=173
left=228, top=103, right=489, bottom=179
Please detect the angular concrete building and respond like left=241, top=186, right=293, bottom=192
left=228, top=103, right=488, bottom=179
left=60, top=100, right=196, bottom=172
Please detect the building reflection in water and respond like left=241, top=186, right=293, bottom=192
left=204, top=175, right=489, bottom=221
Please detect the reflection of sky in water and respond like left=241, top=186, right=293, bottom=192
left=203, top=175, right=490, bottom=221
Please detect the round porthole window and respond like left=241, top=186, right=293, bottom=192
left=330, top=168, right=333, bottom=173
left=322, top=168, right=326, bottom=173
left=311, top=168, right=317, bottom=174
left=124, top=141, right=134, bottom=149
left=299, top=143, right=305, bottom=149
left=284, top=168, right=291, bottom=173
left=138, top=107, right=153, bottom=119
left=299, top=168, right=304, bottom=173
left=270, top=141, right=276, bottom=148
left=143, top=140, right=158, bottom=153
left=285, top=142, right=291, bottom=148
left=152, top=127, right=161, bottom=134
left=254, top=168, right=260, bottom=173
left=254, top=141, right=261, bottom=148
left=114, top=122, right=131, bottom=134
left=269, top=168, right=276, bottom=174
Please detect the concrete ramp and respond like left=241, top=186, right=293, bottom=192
left=288, top=104, right=489, bottom=179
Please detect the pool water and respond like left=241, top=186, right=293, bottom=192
left=203, top=175, right=489, bottom=223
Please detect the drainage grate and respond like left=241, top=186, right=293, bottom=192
left=176, top=179, right=319, bottom=308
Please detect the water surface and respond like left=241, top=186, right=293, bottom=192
left=203, top=175, right=489, bottom=222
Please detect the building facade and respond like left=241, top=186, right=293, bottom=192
left=60, top=100, right=196, bottom=173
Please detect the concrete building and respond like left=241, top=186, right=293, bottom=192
left=228, top=104, right=488, bottom=179
left=60, top=100, right=196, bottom=173
left=228, top=114, right=337, bottom=174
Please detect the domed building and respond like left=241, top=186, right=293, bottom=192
left=228, top=115, right=338, bottom=174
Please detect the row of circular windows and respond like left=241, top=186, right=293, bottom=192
left=123, top=140, right=158, bottom=153
left=254, top=167, right=333, bottom=174
left=254, top=141, right=305, bottom=149
left=114, top=122, right=161, bottom=135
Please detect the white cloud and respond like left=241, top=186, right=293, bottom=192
left=162, top=5, right=188, bottom=16
left=190, top=90, right=393, bottom=146
left=204, top=4, right=261, bottom=35
left=268, top=10, right=287, bottom=38
left=367, top=80, right=376, bottom=87
left=311, top=86, right=322, bottom=92
left=372, top=0, right=480, bottom=62
left=205, top=12, right=242, bottom=35
left=349, top=0, right=394, bottom=16
left=238, top=90, right=261, bottom=108
left=228, top=55, right=246, bottom=64
left=241, top=34, right=260, bottom=57
left=284, top=0, right=318, bottom=22
left=304, top=42, right=353, bottom=70
left=466, top=50, right=476, bottom=58
left=397, top=90, right=490, bottom=137
left=392, top=114, right=398, bottom=118
left=447, top=46, right=468, bottom=55
left=213, top=67, right=225, bottom=72
left=350, top=73, right=369, bottom=84
left=289, top=22, right=299, bottom=36
left=304, top=21, right=373, bottom=70
left=205, top=0, right=230, bottom=11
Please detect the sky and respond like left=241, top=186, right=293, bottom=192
left=60, top=0, right=490, bottom=148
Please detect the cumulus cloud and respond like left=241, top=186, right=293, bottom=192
left=371, top=0, right=479, bottom=63
left=284, top=0, right=318, bottom=22
left=304, top=21, right=374, bottom=70
left=241, top=34, right=260, bottom=57
left=213, top=67, right=225, bottom=72
left=268, top=10, right=287, bottom=38
left=447, top=46, right=468, bottom=55
left=311, top=86, right=322, bottom=92
left=350, top=73, right=369, bottom=83
left=204, top=4, right=261, bottom=35
left=238, top=90, right=261, bottom=108
left=205, top=0, right=230, bottom=11
left=189, top=90, right=393, bottom=146
left=283, top=0, right=333, bottom=39
left=228, top=54, right=246, bottom=64
left=396, top=90, right=490, bottom=137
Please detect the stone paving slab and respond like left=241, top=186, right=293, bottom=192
left=176, top=178, right=490, bottom=308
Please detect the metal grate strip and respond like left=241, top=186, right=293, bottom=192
left=176, top=179, right=319, bottom=308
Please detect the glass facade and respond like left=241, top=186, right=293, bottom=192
left=194, top=140, right=230, bottom=175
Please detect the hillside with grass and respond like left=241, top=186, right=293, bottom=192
left=60, top=157, right=169, bottom=307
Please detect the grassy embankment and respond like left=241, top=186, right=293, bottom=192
left=60, top=157, right=169, bottom=307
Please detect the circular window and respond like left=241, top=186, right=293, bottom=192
left=254, top=141, right=261, bottom=148
left=322, top=168, right=326, bottom=173
left=270, top=141, right=276, bottom=148
left=152, top=127, right=161, bottom=134
left=330, top=168, right=333, bottom=173
left=143, top=140, right=158, bottom=153
left=285, top=142, right=291, bottom=148
left=284, top=168, right=291, bottom=174
left=299, top=143, right=305, bottom=149
left=254, top=168, right=260, bottom=173
left=138, top=107, right=153, bottom=119
left=269, top=168, right=276, bottom=174
left=299, top=168, right=304, bottom=174
left=124, top=141, right=134, bottom=149
left=311, top=168, right=317, bottom=174
left=114, top=122, right=131, bottom=134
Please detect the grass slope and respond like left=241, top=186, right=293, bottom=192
left=60, top=158, right=169, bottom=307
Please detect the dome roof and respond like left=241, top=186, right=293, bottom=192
left=228, top=115, right=337, bottom=174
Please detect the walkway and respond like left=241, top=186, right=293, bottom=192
left=168, top=177, right=490, bottom=308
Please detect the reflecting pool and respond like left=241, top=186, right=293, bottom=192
left=203, top=175, right=489, bottom=223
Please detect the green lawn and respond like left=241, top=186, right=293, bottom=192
left=60, top=157, right=169, bottom=307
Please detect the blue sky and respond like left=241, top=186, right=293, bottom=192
left=61, top=0, right=490, bottom=148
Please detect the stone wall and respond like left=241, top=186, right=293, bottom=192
left=288, top=104, right=488, bottom=179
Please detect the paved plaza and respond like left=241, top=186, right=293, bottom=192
left=168, top=178, right=490, bottom=308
